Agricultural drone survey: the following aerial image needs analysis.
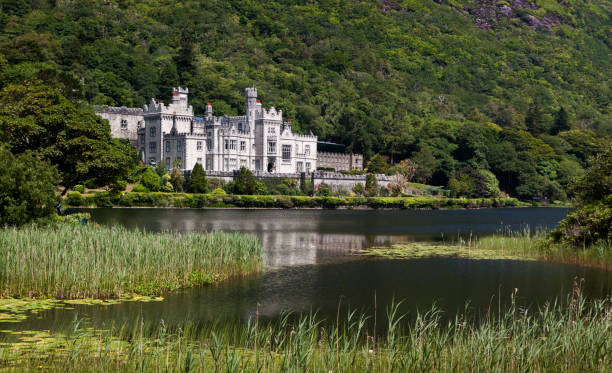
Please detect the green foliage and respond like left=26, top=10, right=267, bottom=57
left=65, top=191, right=84, bottom=206
left=365, top=174, right=379, bottom=196
left=141, top=167, right=161, bottom=192
left=0, top=147, right=59, bottom=226
left=74, top=185, right=85, bottom=194
left=449, top=167, right=500, bottom=198
left=132, top=184, right=149, bottom=193
left=0, top=84, right=136, bottom=192
left=170, top=167, right=185, bottom=193
left=232, top=167, right=266, bottom=195
left=189, top=163, right=207, bottom=193
left=549, top=148, right=612, bottom=248
left=0, top=1, right=609, bottom=200
left=352, top=183, right=365, bottom=196
left=315, top=183, right=331, bottom=197
left=366, top=154, right=389, bottom=174
left=211, top=188, right=226, bottom=195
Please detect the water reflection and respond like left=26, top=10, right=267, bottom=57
left=82, top=208, right=570, bottom=267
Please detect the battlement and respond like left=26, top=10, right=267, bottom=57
left=95, top=106, right=143, bottom=115
left=257, top=107, right=283, bottom=120
left=245, top=87, right=258, bottom=98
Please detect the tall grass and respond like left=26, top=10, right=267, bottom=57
left=464, top=228, right=612, bottom=269
left=1, top=291, right=609, bottom=372
left=0, top=224, right=262, bottom=299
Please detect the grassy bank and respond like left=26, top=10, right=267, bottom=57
left=0, top=224, right=262, bottom=299
left=65, top=191, right=526, bottom=209
left=0, top=293, right=609, bottom=372
left=362, top=232, right=612, bottom=270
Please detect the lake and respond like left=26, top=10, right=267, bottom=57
left=10, top=207, right=612, bottom=330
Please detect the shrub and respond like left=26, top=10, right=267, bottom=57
left=132, top=183, right=149, bottom=193
left=207, top=178, right=226, bottom=190
left=352, top=183, right=365, bottom=196
left=141, top=167, right=161, bottom=192
left=316, top=183, right=331, bottom=196
left=211, top=188, right=226, bottom=195
left=365, top=174, right=378, bottom=196
left=74, top=185, right=85, bottom=193
left=66, top=191, right=85, bottom=206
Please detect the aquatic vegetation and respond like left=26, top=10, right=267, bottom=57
left=361, top=231, right=612, bottom=269
left=360, top=242, right=535, bottom=261
left=0, top=292, right=608, bottom=372
left=0, top=224, right=262, bottom=299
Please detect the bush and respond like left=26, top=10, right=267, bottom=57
left=132, top=183, right=149, bottom=193
left=211, top=188, right=226, bottom=195
left=316, top=183, right=331, bottom=196
left=0, top=147, right=59, bottom=226
left=74, top=185, right=85, bottom=193
left=365, top=174, right=378, bottom=196
left=141, top=167, right=161, bottom=192
left=207, top=178, right=226, bottom=190
left=66, top=191, right=85, bottom=206
left=352, top=183, right=365, bottom=196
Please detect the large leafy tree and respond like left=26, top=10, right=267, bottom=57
left=0, top=83, right=135, bottom=193
left=0, top=146, right=58, bottom=226
left=189, top=163, right=208, bottom=193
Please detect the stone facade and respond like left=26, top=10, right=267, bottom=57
left=316, top=152, right=363, bottom=171
left=95, top=106, right=144, bottom=147
left=98, top=87, right=318, bottom=174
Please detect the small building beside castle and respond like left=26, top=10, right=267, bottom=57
left=95, top=87, right=363, bottom=174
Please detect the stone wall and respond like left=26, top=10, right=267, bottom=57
left=317, top=152, right=363, bottom=171
left=95, top=106, right=143, bottom=146
left=201, top=170, right=390, bottom=193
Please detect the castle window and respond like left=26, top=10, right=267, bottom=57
left=206, top=158, right=212, bottom=170
left=197, top=157, right=202, bottom=164
left=177, top=141, right=182, bottom=152
left=229, top=158, right=237, bottom=170
left=165, top=141, right=171, bottom=153
left=197, top=141, right=203, bottom=151
left=149, top=142, right=156, bottom=153
left=306, top=162, right=311, bottom=172
left=238, top=123, right=243, bottom=132
left=207, top=138, right=213, bottom=151
left=240, top=159, right=247, bottom=168
left=121, top=119, right=128, bottom=129
left=267, top=141, right=276, bottom=154
left=305, top=145, right=311, bottom=156
left=240, top=141, right=246, bottom=152
left=268, top=126, right=275, bottom=134
left=140, top=136, right=145, bottom=145
left=150, top=126, right=156, bottom=137
left=282, top=145, right=291, bottom=161
left=224, top=139, right=229, bottom=150
left=166, top=157, right=170, bottom=169
left=230, top=140, right=237, bottom=150
left=297, top=162, right=303, bottom=172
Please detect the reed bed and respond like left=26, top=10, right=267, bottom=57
left=0, top=224, right=262, bottom=299
left=0, top=291, right=609, bottom=372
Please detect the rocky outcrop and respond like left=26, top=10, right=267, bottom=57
left=457, top=0, right=562, bottom=30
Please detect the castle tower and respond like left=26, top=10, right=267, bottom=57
left=172, top=87, right=189, bottom=106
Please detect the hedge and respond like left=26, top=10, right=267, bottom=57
left=64, top=192, right=520, bottom=210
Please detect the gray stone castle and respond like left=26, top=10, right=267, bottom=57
left=97, top=87, right=318, bottom=174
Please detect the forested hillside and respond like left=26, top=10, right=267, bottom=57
left=0, top=0, right=610, bottom=199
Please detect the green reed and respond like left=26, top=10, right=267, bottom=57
left=1, top=291, right=609, bottom=372
left=0, top=224, right=262, bottom=299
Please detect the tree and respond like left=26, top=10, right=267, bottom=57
left=412, top=147, right=436, bottom=184
left=525, top=101, right=547, bottom=135
left=170, top=167, right=185, bottom=192
left=550, top=107, right=570, bottom=135
left=366, top=154, right=388, bottom=174
left=571, top=148, right=612, bottom=204
left=393, top=159, right=418, bottom=181
left=189, top=163, right=208, bottom=193
left=365, top=174, right=378, bottom=196
left=352, top=182, right=365, bottom=196
left=0, top=147, right=59, bottom=226
left=233, top=167, right=266, bottom=195
left=0, top=84, right=135, bottom=193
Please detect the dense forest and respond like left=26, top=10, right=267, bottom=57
left=0, top=0, right=610, bottom=200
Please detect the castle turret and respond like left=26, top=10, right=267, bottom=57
left=245, top=87, right=257, bottom=112
left=172, top=87, right=189, bottom=106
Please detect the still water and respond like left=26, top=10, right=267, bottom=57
left=14, top=208, right=612, bottom=329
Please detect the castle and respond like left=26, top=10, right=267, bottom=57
left=96, top=87, right=318, bottom=174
